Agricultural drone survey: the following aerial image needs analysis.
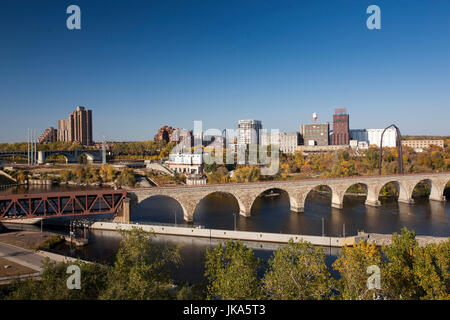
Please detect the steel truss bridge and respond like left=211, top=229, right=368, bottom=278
left=0, top=189, right=127, bottom=220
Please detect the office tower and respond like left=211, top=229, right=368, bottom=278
left=57, top=106, right=93, bottom=145
left=237, top=120, right=262, bottom=145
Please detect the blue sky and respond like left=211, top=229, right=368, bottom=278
left=0, top=0, right=449, bottom=142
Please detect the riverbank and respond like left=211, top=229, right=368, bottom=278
left=90, top=221, right=365, bottom=247
left=90, top=221, right=449, bottom=248
left=360, top=231, right=449, bottom=247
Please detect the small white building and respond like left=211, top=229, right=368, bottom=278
left=166, top=153, right=203, bottom=174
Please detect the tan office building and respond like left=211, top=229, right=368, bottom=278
left=402, top=139, right=444, bottom=150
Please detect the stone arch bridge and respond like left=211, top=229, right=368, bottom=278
left=119, top=172, right=450, bottom=223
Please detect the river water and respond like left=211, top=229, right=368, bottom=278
left=1, top=185, right=449, bottom=283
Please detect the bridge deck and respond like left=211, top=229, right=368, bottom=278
left=127, top=172, right=450, bottom=191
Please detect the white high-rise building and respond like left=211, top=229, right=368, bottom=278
left=237, top=120, right=262, bottom=145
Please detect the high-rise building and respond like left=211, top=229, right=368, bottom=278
left=38, top=127, right=58, bottom=144
left=237, top=120, right=262, bottom=145
left=331, top=108, right=349, bottom=145
left=57, top=106, right=93, bottom=145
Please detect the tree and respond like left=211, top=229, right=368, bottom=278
left=60, top=169, right=73, bottom=182
left=7, top=259, right=108, bottom=300
left=332, top=241, right=384, bottom=300
left=412, top=240, right=450, bottom=300
left=204, top=240, right=262, bottom=300
left=262, top=240, right=333, bottom=300
left=382, top=228, right=424, bottom=299
left=116, top=168, right=136, bottom=187
left=232, top=166, right=261, bottom=183
left=99, top=164, right=117, bottom=182
left=100, top=228, right=181, bottom=300
left=206, top=166, right=229, bottom=184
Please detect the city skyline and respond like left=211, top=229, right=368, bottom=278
left=1, top=0, right=450, bottom=143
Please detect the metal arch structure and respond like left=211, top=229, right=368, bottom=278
left=0, top=189, right=127, bottom=221
left=379, top=124, right=403, bottom=175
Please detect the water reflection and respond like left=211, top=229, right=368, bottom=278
left=131, top=190, right=449, bottom=237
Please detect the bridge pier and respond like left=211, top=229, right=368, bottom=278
left=398, top=197, right=414, bottom=205
left=290, top=204, right=304, bottom=213
left=331, top=187, right=345, bottom=210
left=239, top=208, right=251, bottom=218
left=365, top=184, right=381, bottom=207
left=429, top=183, right=446, bottom=202
left=113, top=198, right=130, bottom=223
left=289, top=196, right=304, bottom=213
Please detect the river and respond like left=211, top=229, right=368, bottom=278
left=1, top=185, right=449, bottom=283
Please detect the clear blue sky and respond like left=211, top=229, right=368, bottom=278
left=0, top=0, right=449, bottom=143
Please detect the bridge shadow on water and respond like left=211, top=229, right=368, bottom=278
left=131, top=189, right=450, bottom=238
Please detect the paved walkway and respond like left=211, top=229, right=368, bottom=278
left=0, top=242, right=44, bottom=272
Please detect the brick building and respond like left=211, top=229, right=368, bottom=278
left=331, top=108, right=350, bottom=145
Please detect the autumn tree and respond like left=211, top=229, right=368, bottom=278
left=332, top=241, right=384, bottom=300
left=232, top=166, right=261, bottom=183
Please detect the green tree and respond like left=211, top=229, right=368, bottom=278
left=116, top=168, right=136, bottom=187
left=412, top=240, right=450, bottom=300
left=7, top=259, right=108, bottom=300
left=100, top=228, right=181, bottom=300
left=60, top=169, right=73, bottom=182
left=262, top=240, right=333, bottom=300
left=204, top=240, right=262, bottom=300
left=382, top=228, right=423, bottom=299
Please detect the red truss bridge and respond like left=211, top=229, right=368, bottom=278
left=0, top=189, right=127, bottom=221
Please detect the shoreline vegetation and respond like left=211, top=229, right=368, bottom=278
left=0, top=227, right=448, bottom=300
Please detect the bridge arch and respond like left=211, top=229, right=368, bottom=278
left=44, top=153, right=69, bottom=164
left=193, top=191, right=241, bottom=229
left=77, top=152, right=95, bottom=164
left=249, top=188, right=291, bottom=215
left=302, top=184, right=334, bottom=210
left=376, top=180, right=411, bottom=204
left=411, top=178, right=447, bottom=202
left=134, top=194, right=191, bottom=223
left=343, top=183, right=368, bottom=206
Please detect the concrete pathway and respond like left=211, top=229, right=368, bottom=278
left=0, top=242, right=44, bottom=272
